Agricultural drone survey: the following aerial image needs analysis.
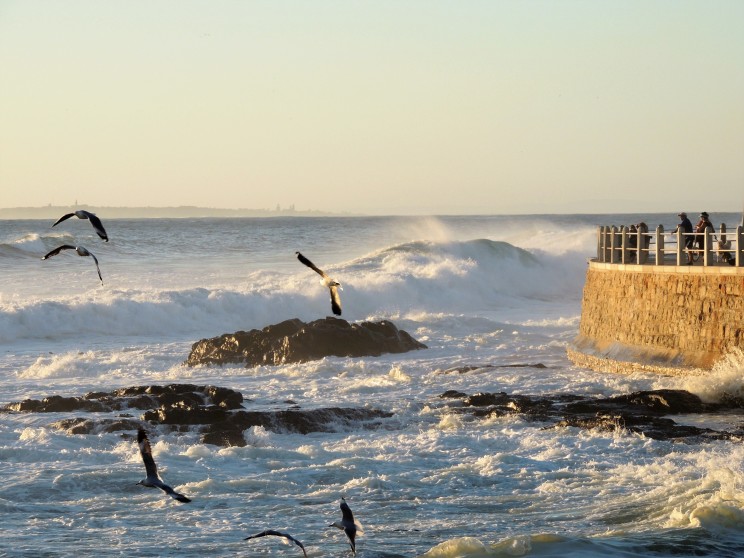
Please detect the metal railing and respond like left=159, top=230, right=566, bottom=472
left=595, top=224, right=744, bottom=266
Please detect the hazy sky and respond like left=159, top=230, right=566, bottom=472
left=1, top=1, right=742, bottom=215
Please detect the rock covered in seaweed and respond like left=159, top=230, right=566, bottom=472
left=185, top=317, right=427, bottom=367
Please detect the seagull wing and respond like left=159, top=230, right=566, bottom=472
left=245, top=530, right=308, bottom=557
left=137, top=428, right=159, bottom=479
left=340, top=498, right=354, bottom=523
left=87, top=251, right=104, bottom=285
left=296, top=251, right=328, bottom=279
left=51, top=213, right=75, bottom=228
left=153, top=479, right=191, bottom=503
left=42, top=245, right=77, bottom=260
left=84, top=212, right=109, bottom=242
left=329, top=285, right=342, bottom=316
left=137, top=429, right=191, bottom=503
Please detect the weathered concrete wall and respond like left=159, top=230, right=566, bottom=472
left=570, top=261, right=744, bottom=372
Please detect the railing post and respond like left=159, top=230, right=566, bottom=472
left=621, top=225, right=628, bottom=263
left=610, top=226, right=618, bottom=263
left=637, top=227, right=647, bottom=264
left=738, top=226, right=743, bottom=267
left=703, top=228, right=712, bottom=266
left=605, top=226, right=613, bottom=262
left=597, top=226, right=603, bottom=261
left=655, top=225, right=664, bottom=265
left=676, top=227, right=684, bottom=266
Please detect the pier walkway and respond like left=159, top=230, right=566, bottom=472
left=595, top=224, right=744, bottom=268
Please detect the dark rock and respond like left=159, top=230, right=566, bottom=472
left=451, top=388, right=743, bottom=442
left=186, top=317, right=427, bottom=367
left=49, top=417, right=143, bottom=435
left=563, top=389, right=707, bottom=415
left=4, top=383, right=393, bottom=447
left=5, top=398, right=43, bottom=412
left=464, top=392, right=510, bottom=407
left=144, top=405, right=229, bottom=425
left=440, top=390, right=468, bottom=399
left=200, top=407, right=394, bottom=447
left=2, top=384, right=244, bottom=414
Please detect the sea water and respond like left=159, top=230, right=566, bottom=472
left=2, top=213, right=744, bottom=557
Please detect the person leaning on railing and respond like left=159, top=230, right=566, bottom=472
left=695, top=211, right=714, bottom=253
left=674, top=212, right=694, bottom=265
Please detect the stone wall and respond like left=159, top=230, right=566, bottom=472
left=570, top=261, right=744, bottom=372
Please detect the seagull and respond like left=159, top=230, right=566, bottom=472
left=244, top=529, right=308, bottom=557
left=42, top=245, right=103, bottom=285
left=330, top=497, right=363, bottom=554
left=296, top=251, right=342, bottom=316
left=52, top=209, right=109, bottom=242
left=136, top=428, right=191, bottom=503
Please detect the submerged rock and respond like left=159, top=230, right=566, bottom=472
left=3, top=383, right=393, bottom=447
left=185, top=317, right=427, bottom=367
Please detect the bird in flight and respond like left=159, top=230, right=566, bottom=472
left=244, top=529, right=308, bottom=557
left=296, top=251, right=342, bottom=316
left=52, top=209, right=109, bottom=242
left=136, top=428, right=191, bottom=503
left=330, top=497, right=363, bottom=553
left=42, top=245, right=103, bottom=285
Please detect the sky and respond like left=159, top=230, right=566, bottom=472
left=1, top=1, right=742, bottom=215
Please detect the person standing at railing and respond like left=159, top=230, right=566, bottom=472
left=695, top=211, right=714, bottom=254
left=674, top=212, right=694, bottom=264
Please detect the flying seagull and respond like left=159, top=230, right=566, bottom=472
left=42, top=245, right=103, bottom=285
left=296, top=251, right=342, bottom=316
left=136, top=428, right=191, bottom=503
left=330, top=497, right=363, bottom=554
left=52, top=209, right=109, bottom=242
left=244, top=529, right=308, bottom=557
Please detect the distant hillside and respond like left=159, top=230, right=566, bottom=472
left=0, top=205, right=347, bottom=219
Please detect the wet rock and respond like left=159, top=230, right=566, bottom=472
left=440, top=390, right=468, bottom=399
left=50, top=417, right=143, bottom=435
left=4, top=383, right=393, bottom=447
left=186, top=317, right=427, bottom=367
left=201, top=407, right=394, bottom=447
left=445, top=388, right=743, bottom=442
left=3, top=384, right=244, bottom=414
left=563, top=389, right=707, bottom=415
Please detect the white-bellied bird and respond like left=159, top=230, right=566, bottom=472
left=296, top=251, right=342, bottom=316
left=136, top=428, right=191, bottom=503
left=330, top=497, right=363, bottom=553
left=42, top=245, right=103, bottom=285
left=52, top=209, right=109, bottom=242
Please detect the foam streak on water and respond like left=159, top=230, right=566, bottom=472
left=2, top=214, right=744, bottom=557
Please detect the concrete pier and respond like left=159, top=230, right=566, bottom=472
left=569, top=227, right=744, bottom=375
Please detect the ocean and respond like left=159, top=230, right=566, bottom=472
left=2, top=213, right=744, bottom=557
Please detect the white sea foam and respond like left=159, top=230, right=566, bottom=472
left=0, top=238, right=584, bottom=345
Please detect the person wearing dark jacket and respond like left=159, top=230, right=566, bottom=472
left=695, top=211, right=714, bottom=253
left=674, top=212, right=694, bottom=264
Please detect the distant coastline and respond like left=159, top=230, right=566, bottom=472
left=0, top=205, right=350, bottom=219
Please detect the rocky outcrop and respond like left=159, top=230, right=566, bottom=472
left=2, top=384, right=393, bottom=447
left=441, top=388, right=744, bottom=442
left=186, top=317, right=427, bottom=367
left=4, top=384, right=244, bottom=413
